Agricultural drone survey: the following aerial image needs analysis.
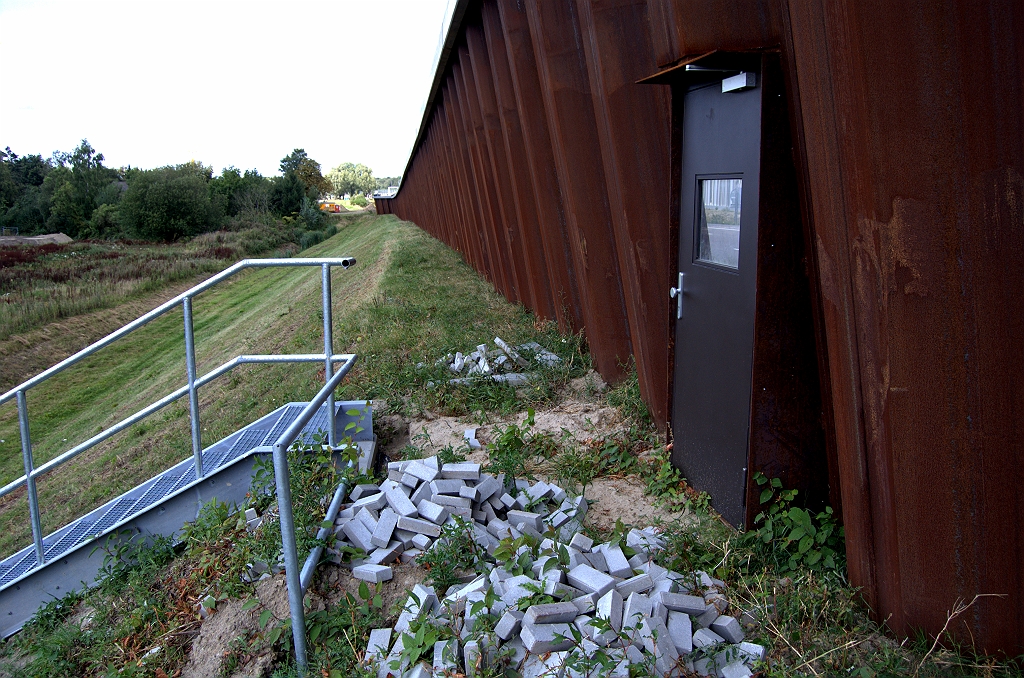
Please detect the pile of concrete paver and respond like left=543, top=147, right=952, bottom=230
left=423, top=337, right=562, bottom=387
left=327, top=456, right=765, bottom=677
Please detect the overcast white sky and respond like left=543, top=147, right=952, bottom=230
left=0, top=0, right=454, bottom=178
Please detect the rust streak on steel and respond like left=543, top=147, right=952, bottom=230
left=576, top=0, right=673, bottom=424
left=496, top=0, right=583, bottom=331
left=524, top=0, right=632, bottom=381
left=480, top=0, right=557, bottom=320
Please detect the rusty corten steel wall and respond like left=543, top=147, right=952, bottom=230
left=378, top=0, right=673, bottom=425
left=377, top=0, right=1023, bottom=655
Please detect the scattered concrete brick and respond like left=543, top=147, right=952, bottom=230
left=368, top=541, right=404, bottom=565
left=711, top=615, right=745, bottom=644
left=640, top=616, right=680, bottom=676
left=463, top=639, right=481, bottom=678
left=667, top=611, right=693, bottom=654
left=416, top=499, right=449, bottom=525
left=441, top=462, right=481, bottom=480
left=692, top=627, right=726, bottom=650
left=432, top=493, right=473, bottom=509
left=596, top=588, right=624, bottom=632
left=506, top=510, right=544, bottom=532
left=385, top=486, right=419, bottom=517
left=660, top=592, right=708, bottom=616
left=524, top=601, right=579, bottom=625
left=696, top=604, right=720, bottom=629
left=404, top=662, right=431, bottom=678
left=342, top=518, right=375, bottom=552
left=410, top=481, right=433, bottom=506
left=567, top=564, right=617, bottom=597
left=405, top=461, right=440, bottom=483
left=495, top=609, right=525, bottom=640
left=520, top=622, right=576, bottom=653
left=722, top=662, right=754, bottom=678
left=433, top=638, right=460, bottom=673
left=431, top=479, right=466, bottom=495
left=617, top=572, right=654, bottom=597
left=738, top=641, right=766, bottom=663
left=584, top=549, right=608, bottom=573
left=570, top=533, right=594, bottom=552
left=397, top=515, right=442, bottom=537
left=603, top=544, right=633, bottom=578
left=353, top=564, right=393, bottom=583
left=364, top=627, right=391, bottom=666
left=371, top=508, right=399, bottom=548
left=521, top=650, right=568, bottom=678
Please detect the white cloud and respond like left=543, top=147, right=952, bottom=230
left=0, top=0, right=453, bottom=177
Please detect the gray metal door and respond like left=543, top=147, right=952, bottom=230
left=671, top=77, right=762, bottom=527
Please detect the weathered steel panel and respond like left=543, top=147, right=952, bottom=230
left=379, top=0, right=1023, bottom=655
left=523, top=0, right=633, bottom=382
left=783, top=0, right=1024, bottom=656
left=646, top=0, right=783, bottom=67
left=480, top=0, right=558, bottom=321
left=496, top=0, right=583, bottom=332
left=467, top=20, right=534, bottom=310
left=458, top=40, right=517, bottom=303
left=576, top=0, right=673, bottom=425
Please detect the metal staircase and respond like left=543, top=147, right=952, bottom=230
left=0, top=257, right=367, bottom=645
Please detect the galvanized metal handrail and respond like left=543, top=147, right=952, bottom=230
left=1, top=257, right=355, bottom=574
left=269, top=365, right=356, bottom=671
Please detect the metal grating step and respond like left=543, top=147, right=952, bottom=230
left=261, top=405, right=304, bottom=446
left=44, top=521, right=95, bottom=561
left=88, top=497, right=139, bottom=538
left=225, top=429, right=267, bottom=463
left=0, top=552, right=37, bottom=588
left=0, top=402, right=357, bottom=594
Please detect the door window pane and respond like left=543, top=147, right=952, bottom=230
left=697, top=178, right=742, bottom=269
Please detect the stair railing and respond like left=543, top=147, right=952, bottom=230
left=0, top=257, right=356, bottom=576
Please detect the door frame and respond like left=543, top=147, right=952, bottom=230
left=655, top=51, right=837, bottom=527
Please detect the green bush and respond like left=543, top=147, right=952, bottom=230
left=119, top=166, right=224, bottom=241
left=350, top=194, right=368, bottom=207
left=300, top=229, right=326, bottom=250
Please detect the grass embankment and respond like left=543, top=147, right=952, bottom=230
left=0, top=214, right=584, bottom=559
left=0, top=225, right=306, bottom=344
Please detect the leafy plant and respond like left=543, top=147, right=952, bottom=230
left=484, top=408, right=539, bottom=493
left=416, top=516, right=485, bottom=592
left=551, top=440, right=599, bottom=501
left=742, top=471, right=845, bottom=574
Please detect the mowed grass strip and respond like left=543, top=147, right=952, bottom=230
left=0, top=215, right=587, bottom=558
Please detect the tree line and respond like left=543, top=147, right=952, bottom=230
left=0, top=141, right=398, bottom=242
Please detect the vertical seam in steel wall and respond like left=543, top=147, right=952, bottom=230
left=467, top=20, right=534, bottom=310
left=481, top=0, right=558, bottom=321
left=575, top=0, right=672, bottom=425
left=496, top=0, right=583, bottom=331
left=458, top=40, right=516, bottom=302
left=523, top=0, right=632, bottom=381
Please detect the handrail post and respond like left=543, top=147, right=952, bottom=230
left=16, top=391, right=44, bottom=565
left=322, top=264, right=335, bottom=447
left=273, top=439, right=308, bottom=671
left=183, top=296, right=204, bottom=478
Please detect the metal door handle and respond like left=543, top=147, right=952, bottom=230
left=669, top=272, right=684, bottom=319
